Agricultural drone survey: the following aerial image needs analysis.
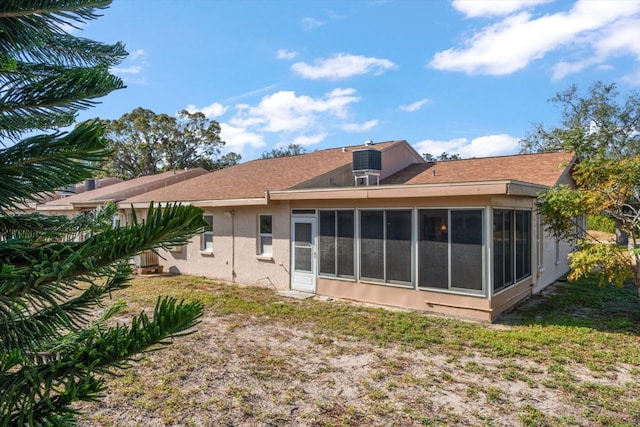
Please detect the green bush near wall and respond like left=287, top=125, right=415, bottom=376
left=586, top=215, right=615, bottom=233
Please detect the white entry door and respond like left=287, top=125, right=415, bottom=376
left=291, top=217, right=316, bottom=293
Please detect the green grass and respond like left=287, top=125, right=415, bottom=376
left=115, top=274, right=640, bottom=377
left=84, top=274, right=640, bottom=426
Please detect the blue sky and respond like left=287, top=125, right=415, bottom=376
left=76, top=0, right=640, bottom=161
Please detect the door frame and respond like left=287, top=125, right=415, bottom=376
left=290, top=215, right=317, bottom=293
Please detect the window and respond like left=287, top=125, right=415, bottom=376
left=450, top=210, right=484, bottom=290
left=258, top=214, right=273, bottom=256
left=418, top=209, right=484, bottom=292
left=493, top=209, right=532, bottom=293
left=319, top=210, right=354, bottom=278
left=201, top=214, right=213, bottom=252
left=359, top=210, right=412, bottom=285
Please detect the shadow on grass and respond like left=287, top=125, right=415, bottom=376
left=498, top=276, right=640, bottom=335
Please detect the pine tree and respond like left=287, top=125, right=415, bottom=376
left=0, top=2, right=206, bottom=424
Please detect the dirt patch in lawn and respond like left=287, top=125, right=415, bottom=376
left=76, top=281, right=640, bottom=426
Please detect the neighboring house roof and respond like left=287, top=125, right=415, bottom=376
left=39, top=168, right=208, bottom=211
left=72, top=177, right=123, bottom=195
left=123, top=141, right=409, bottom=205
left=13, top=177, right=123, bottom=213
left=381, top=151, right=575, bottom=187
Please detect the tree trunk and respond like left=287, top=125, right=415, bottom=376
left=616, top=219, right=628, bottom=245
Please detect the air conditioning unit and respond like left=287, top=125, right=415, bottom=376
left=352, top=149, right=382, bottom=172
left=352, top=149, right=382, bottom=186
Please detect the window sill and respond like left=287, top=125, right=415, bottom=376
left=256, top=254, right=273, bottom=262
left=200, top=250, right=214, bottom=256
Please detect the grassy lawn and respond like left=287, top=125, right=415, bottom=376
left=78, top=275, right=640, bottom=426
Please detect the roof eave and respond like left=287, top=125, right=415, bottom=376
left=120, top=197, right=267, bottom=210
left=271, top=180, right=548, bottom=201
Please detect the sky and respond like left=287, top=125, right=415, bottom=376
left=74, top=0, right=640, bottom=162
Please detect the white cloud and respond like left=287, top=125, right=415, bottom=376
left=128, top=49, right=145, bottom=60
left=110, top=48, right=147, bottom=84
left=414, top=134, right=520, bottom=158
left=219, top=123, right=266, bottom=154
left=224, top=84, right=280, bottom=103
left=301, top=17, right=325, bottom=31
left=292, top=133, right=328, bottom=146
left=597, top=64, right=614, bottom=72
left=552, top=16, right=640, bottom=80
left=431, top=1, right=640, bottom=77
left=413, top=138, right=468, bottom=157
left=341, top=120, right=378, bottom=132
left=399, top=98, right=430, bottom=112
left=230, top=88, right=360, bottom=133
left=277, top=49, right=299, bottom=60
left=217, top=87, right=372, bottom=156
left=621, top=68, right=640, bottom=86
left=452, top=0, right=552, bottom=18
left=111, top=66, right=141, bottom=75
left=185, top=102, right=229, bottom=118
left=325, top=10, right=345, bottom=20
left=292, top=53, right=397, bottom=80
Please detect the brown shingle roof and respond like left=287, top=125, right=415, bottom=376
left=42, top=168, right=208, bottom=208
left=124, top=141, right=404, bottom=203
left=382, top=151, right=574, bottom=187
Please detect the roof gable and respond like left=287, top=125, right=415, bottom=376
left=382, top=151, right=575, bottom=187
left=123, top=140, right=415, bottom=204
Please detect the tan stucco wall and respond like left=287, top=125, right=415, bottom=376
left=317, top=278, right=493, bottom=322
left=534, top=230, right=572, bottom=294
left=490, top=279, right=533, bottom=319
left=122, top=189, right=572, bottom=322
left=155, top=202, right=291, bottom=289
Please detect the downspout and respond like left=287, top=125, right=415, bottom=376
left=229, top=209, right=236, bottom=282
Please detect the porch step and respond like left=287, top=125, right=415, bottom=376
left=136, top=265, right=164, bottom=275
left=278, top=290, right=315, bottom=300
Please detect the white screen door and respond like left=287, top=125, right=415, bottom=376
left=291, top=217, right=316, bottom=292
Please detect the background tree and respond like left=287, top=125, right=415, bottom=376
left=260, top=143, right=307, bottom=159
left=101, top=107, right=239, bottom=178
left=521, top=81, right=640, bottom=160
left=214, top=151, right=242, bottom=170
left=522, top=82, right=640, bottom=296
left=0, top=1, right=206, bottom=424
left=423, top=152, right=461, bottom=162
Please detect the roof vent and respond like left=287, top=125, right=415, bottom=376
left=58, top=185, right=76, bottom=197
left=352, top=149, right=381, bottom=186
left=85, top=178, right=98, bottom=191
left=364, top=139, right=373, bottom=146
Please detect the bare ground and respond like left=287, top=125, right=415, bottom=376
left=76, top=286, right=640, bottom=427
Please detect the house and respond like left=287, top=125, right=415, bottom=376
left=38, top=168, right=208, bottom=217
left=119, top=140, right=576, bottom=322
left=37, top=168, right=209, bottom=271
left=14, top=177, right=123, bottom=214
